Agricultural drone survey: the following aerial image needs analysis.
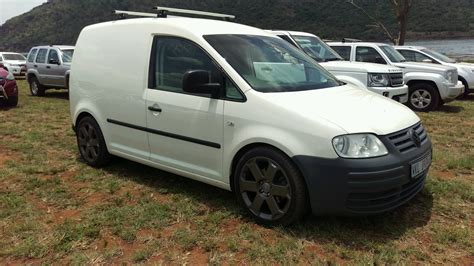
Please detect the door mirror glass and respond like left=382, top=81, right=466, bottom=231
left=182, top=70, right=222, bottom=97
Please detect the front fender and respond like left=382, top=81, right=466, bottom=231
left=405, top=72, right=449, bottom=98
left=223, top=123, right=339, bottom=182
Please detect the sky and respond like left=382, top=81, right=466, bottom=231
left=0, top=0, right=46, bottom=25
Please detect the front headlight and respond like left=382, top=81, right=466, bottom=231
left=6, top=72, right=15, bottom=81
left=332, top=134, right=388, bottom=158
left=445, top=70, right=456, bottom=84
left=368, top=73, right=390, bottom=87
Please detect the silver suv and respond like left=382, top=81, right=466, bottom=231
left=26, top=45, right=74, bottom=96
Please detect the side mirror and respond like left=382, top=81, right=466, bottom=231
left=49, top=59, right=60, bottom=65
left=422, top=59, right=433, bottom=64
left=182, top=70, right=221, bottom=98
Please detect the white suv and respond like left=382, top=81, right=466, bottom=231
left=328, top=42, right=464, bottom=112
left=395, top=46, right=474, bottom=98
left=0, top=52, right=27, bottom=76
left=70, top=9, right=432, bottom=225
left=269, top=31, right=408, bottom=103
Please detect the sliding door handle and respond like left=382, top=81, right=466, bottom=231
left=148, top=104, right=162, bottom=113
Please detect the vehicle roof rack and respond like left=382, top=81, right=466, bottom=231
left=153, top=6, right=235, bottom=21
left=342, top=38, right=362, bottom=43
left=114, top=10, right=159, bottom=19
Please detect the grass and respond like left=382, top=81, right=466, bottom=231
left=0, top=80, right=473, bottom=264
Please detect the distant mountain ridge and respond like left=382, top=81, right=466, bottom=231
left=0, top=0, right=473, bottom=51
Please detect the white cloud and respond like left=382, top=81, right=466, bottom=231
left=0, top=0, right=47, bottom=25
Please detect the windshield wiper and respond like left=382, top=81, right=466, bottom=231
left=326, top=58, right=343, bottom=61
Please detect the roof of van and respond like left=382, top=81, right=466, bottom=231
left=84, top=17, right=273, bottom=37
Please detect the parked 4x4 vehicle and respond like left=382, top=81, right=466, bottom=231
left=0, top=52, right=27, bottom=76
left=71, top=8, right=432, bottom=225
left=328, top=42, right=464, bottom=112
left=395, top=46, right=474, bottom=98
left=0, top=68, right=19, bottom=107
left=26, top=45, right=74, bottom=96
left=268, top=31, right=408, bottom=103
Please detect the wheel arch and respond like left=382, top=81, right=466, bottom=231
left=26, top=72, right=37, bottom=84
left=406, top=79, right=441, bottom=99
left=229, top=142, right=307, bottom=193
left=458, top=76, right=468, bottom=89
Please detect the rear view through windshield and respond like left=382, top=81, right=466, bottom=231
left=205, top=35, right=341, bottom=93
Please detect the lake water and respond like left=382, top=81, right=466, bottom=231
left=406, top=39, right=474, bottom=58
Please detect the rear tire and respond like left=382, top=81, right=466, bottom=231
left=29, top=77, right=45, bottom=96
left=76, top=116, right=111, bottom=167
left=233, top=147, right=308, bottom=226
left=407, top=83, right=439, bottom=112
left=460, top=79, right=469, bottom=98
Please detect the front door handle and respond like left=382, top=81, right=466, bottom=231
left=46, top=66, right=51, bottom=69
left=34, top=65, right=38, bottom=68
left=148, top=104, right=162, bottom=113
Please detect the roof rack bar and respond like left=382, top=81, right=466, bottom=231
left=153, top=6, right=235, bottom=20
left=114, top=10, right=158, bottom=18
left=342, top=38, right=362, bottom=43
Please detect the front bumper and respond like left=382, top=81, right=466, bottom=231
left=7, top=65, right=26, bottom=76
left=368, top=85, right=409, bottom=103
left=0, top=80, right=18, bottom=99
left=443, top=81, right=464, bottom=102
left=293, top=123, right=432, bottom=215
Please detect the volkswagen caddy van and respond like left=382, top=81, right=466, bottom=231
left=70, top=9, right=432, bottom=225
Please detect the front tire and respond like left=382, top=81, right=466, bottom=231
left=407, top=83, right=439, bottom=112
left=233, top=147, right=308, bottom=225
left=76, top=116, right=111, bottom=167
left=6, top=96, right=18, bottom=107
left=29, top=77, right=45, bottom=96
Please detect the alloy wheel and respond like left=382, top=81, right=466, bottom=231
left=77, top=122, right=100, bottom=162
left=239, top=157, right=291, bottom=221
left=31, top=81, right=38, bottom=95
left=410, top=89, right=432, bottom=109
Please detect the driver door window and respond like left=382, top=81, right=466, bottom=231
left=356, top=46, right=387, bottom=64
left=398, top=50, right=416, bottom=61
left=414, top=52, right=434, bottom=63
left=152, top=37, right=218, bottom=94
left=47, top=49, right=60, bottom=65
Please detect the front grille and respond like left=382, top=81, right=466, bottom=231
left=346, top=174, right=425, bottom=213
left=387, top=123, right=428, bottom=153
left=389, top=72, right=404, bottom=87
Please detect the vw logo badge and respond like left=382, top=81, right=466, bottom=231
left=410, top=129, right=422, bottom=147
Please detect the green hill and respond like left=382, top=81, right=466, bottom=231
left=1, top=0, right=473, bottom=51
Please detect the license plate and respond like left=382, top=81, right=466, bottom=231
left=411, top=153, right=431, bottom=178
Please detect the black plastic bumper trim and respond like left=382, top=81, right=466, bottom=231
left=107, top=119, right=221, bottom=149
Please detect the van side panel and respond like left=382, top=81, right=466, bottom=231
left=70, top=23, right=151, bottom=160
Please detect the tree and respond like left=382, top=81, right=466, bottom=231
left=348, top=0, right=413, bottom=45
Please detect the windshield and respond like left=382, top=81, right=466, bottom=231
left=3, top=53, right=26, bottom=61
left=61, top=49, right=74, bottom=63
left=204, top=35, right=341, bottom=93
left=379, top=46, right=406, bottom=63
left=292, top=35, right=342, bottom=62
left=421, top=49, right=456, bottom=63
